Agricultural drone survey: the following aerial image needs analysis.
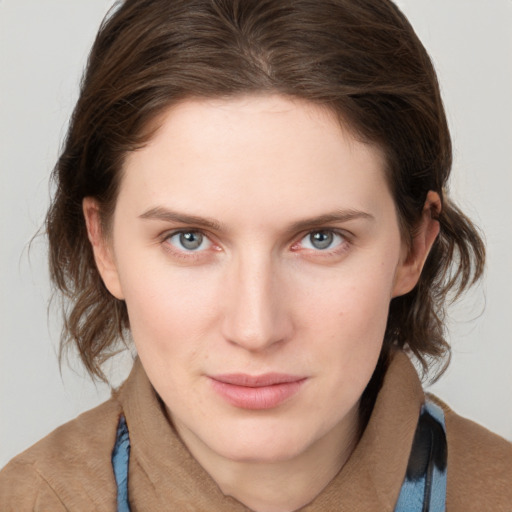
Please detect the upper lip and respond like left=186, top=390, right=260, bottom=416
left=210, top=373, right=306, bottom=387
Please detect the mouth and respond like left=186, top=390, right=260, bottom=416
left=208, top=373, right=307, bottom=410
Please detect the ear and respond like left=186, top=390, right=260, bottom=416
left=392, top=191, right=441, bottom=298
left=82, top=197, right=125, bottom=300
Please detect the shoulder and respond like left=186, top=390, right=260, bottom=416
left=428, top=394, right=512, bottom=511
left=0, top=396, right=122, bottom=511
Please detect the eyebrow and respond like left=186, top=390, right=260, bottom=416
left=288, top=210, right=374, bottom=233
left=139, top=206, right=374, bottom=232
left=139, top=206, right=223, bottom=230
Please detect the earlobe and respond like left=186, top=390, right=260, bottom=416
left=392, top=191, right=441, bottom=298
left=82, top=197, right=125, bottom=300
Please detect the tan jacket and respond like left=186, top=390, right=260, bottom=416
left=1, top=352, right=511, bottom=511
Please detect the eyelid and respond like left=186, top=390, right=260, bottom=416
left=290, top=228, right=352, bottom=253
left=160, top=228, right=219, bottom=256
left=160, top=227, right=210, bottom=242
left=169, top=230, right=211, bottom=250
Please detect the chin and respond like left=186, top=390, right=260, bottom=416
left=209, top=424, right=315, bottom=464
left=223, top=444, right=305, bottom=464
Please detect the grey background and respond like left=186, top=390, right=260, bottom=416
left=1, top=0, right=511, bottom=467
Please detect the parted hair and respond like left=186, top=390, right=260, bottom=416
left=47, top=0, right=485, bottom=381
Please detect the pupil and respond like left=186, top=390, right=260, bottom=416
left=180, top=232, right=202, bottom=250
left=311, top=231, right=333, bottom=250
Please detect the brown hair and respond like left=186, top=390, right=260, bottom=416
left=47, top=0, right=485, bottom=381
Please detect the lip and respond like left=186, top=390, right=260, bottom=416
left=209, top=373, right=307, bottom=410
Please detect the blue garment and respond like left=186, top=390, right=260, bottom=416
left=395, top=400, right=447, bottom=512
left=112, top=416, right=131, bottom=512
left=111, top=400, right=447, bottom=512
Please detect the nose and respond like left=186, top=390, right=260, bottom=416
left=221, top=252, right=293, bottom=352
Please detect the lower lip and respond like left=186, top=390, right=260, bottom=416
left=209, top=379, right=306, bottom=410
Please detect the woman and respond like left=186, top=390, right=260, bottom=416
left=1, top=0, right=511, bottom=510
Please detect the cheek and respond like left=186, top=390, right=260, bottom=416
left=120, top=265, right=221, bottom=354
left=293, top=255, right=397, bottom=374
left=296, top=257, right=396, bottom=335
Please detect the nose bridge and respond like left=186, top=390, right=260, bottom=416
left=221, top=247, right=290, bottom=351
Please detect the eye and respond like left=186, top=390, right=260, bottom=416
left=166, top=231, right=211, bottom=251
left=299, top=230, right=344, bottom=250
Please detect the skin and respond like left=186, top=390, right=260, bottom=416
left=84, top=94, right=440, bottom=512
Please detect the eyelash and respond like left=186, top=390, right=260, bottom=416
left=292, top=230, right=349, bottom=254
left=160, top=228, right=352, bottom=260
left=160, top=230, right=216, bottom=261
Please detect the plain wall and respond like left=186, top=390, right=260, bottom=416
left=1, top=0, right=511, bottom=467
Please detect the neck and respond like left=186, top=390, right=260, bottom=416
left=171, top=403, right=361, bottom=512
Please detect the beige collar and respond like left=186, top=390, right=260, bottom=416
left=119, top=351, right=424, bottom=511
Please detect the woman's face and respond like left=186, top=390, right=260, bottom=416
left=89, top=95, right=418, bottom=464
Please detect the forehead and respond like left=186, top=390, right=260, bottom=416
left=118, top=94, right=392, bottom=227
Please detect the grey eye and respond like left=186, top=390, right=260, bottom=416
left=309, top=231, right=334, bottom=250
left=179, top=231, right=203, bottom=250
left=168, top=231, right=207, bottom=251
